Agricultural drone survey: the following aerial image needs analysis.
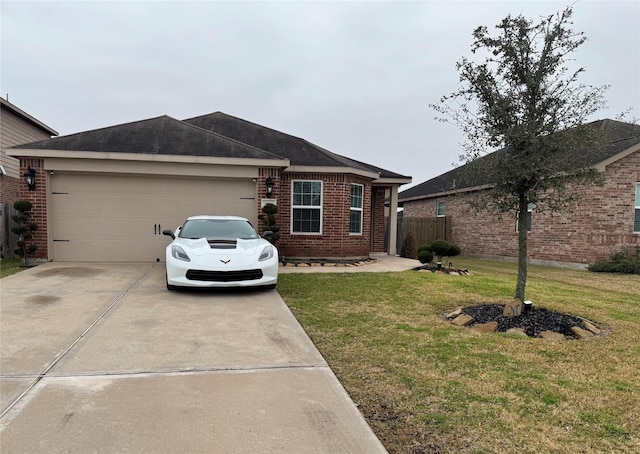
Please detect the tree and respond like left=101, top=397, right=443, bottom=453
left=431, top=7, right=609, bottom=301
left=12, top=200, right=38, bottom=266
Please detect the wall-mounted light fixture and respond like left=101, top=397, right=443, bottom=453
left=24, top=167, right=36, bottom=191
left=265, top=176, right=274, bottom=197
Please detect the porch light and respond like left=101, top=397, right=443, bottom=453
left=265, top=176, right=274, bottom=196
left=24, top=167, right=36, bottom=191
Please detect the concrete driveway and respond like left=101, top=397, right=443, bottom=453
left=0, top=262, right=387, bottom=453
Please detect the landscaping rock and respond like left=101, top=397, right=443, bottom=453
left=538, top=331, right=566, bottom=341
left=472, top=321, right=498, bottom=333
left=503, top=298, right=523, bottom=317
left=506, top=327, right=528, bottom=336
left=446, top=307, right=463, bottom=319
left=571, top=326, right=594, bottom=340
left=452, top=314, right=474, bottom=326
left=582, top=320, right=600, bottom=335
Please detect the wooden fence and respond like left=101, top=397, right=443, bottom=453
left=397, top=215, right=451, bottom=251
left=0, top=203, right=19, bottom=258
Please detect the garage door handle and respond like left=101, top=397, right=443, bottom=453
left=154, top=224, right=162, bottom=235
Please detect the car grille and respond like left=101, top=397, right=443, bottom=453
left=186, top=269, right=264, bottom=282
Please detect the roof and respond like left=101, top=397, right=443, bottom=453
left=184, top=112, right=410, bottom=180
left=10, top=110, right=410, bottom=181
left=399, top=119, right=640, bottom=202
left=0, top=98, right=59, bottom=136
left=11, top=115, right=284, bottom=161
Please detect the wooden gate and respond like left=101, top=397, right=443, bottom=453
left=397, top=215, right=451, bottom=250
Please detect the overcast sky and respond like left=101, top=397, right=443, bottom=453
left=2, top=0, right=638, bottom=189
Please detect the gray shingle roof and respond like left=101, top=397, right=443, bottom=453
left=12, top=115, right=281, bottom=160
left=11, top=111, right=410, bottom=180
left=399, top=119, right=640, bottom=201
left=184, top=112, right=409, bottom=179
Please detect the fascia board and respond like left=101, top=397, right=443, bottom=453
left=593, top=143, right=640, bottom=171
left=284, top=165, right=379, bottom=179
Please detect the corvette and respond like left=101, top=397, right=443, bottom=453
left=162, top=215, right=278, bottom=290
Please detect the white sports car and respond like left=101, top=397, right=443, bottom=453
left=163, top=215, right=278, bottom=290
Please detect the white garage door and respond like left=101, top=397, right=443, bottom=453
left=50, top=173, right=257, bottom=262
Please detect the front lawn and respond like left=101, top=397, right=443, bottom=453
left=0, top=258, right=24, bottom=278
left=277, top=258, right=640, bottom=453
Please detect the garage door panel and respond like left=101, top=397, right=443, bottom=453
left=50, top=173, right=257, bottom=262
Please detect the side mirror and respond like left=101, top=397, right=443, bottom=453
left=163, top=230, right=175, bottom=240
left=262, top=230, right=274, bottom=238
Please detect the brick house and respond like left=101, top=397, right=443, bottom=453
left=8, top=111, right=410, bottom=262
left=1, top=98, right=58, bottom=257
left=398, top=119, right=640, bottom=267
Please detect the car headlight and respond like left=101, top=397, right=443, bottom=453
left=171, top=245, right=190, bottom=262
left=259, top=245, right=274, bottom=262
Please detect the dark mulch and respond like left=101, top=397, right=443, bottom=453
left=461, top=304, right=587, bottom=338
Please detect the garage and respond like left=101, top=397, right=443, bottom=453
left=50, top=172, right=257, bottom=262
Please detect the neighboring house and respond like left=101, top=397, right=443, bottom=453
left=399, top=119, right=640, bottom=267
left=1, top=98, right=58, bottom=257
left=8, top=111, right=410, bottom=262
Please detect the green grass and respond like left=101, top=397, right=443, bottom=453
left=0, top=258, right=24, bottom=278
left=278, top=257, right=640, bottom=453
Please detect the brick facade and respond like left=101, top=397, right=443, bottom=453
left=257, top=169, right=372, bottom=259
left=403, top=151, right=640, bottom=266
left=17, top=159, right=48, bottom=259
left=370, top=186, right=387, bottom=252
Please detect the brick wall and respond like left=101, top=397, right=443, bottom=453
left=258, top=169, right=372, bottom=259
left=403, top=151, right=640, bottom=266
left=17, top=159, right=48, bottom=259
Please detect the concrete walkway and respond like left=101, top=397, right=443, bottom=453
left=0, top=259, right=415, bottom=453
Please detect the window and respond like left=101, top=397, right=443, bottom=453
left=350, top=184, right=363, bottom=234
left=292, top=180, right=322, bottom=233
left=635, top=183, right=640, bottom=233
left=516, top=203, right=533, bottom=232
left=436, top=200, right=446, bottom=217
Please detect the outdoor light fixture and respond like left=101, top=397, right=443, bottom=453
left=24, top=167, right=36, bottom=191
left=265, top=176, right=274, bottom=197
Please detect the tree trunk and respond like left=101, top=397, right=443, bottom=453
left=515, top=194, right=529, bottom=301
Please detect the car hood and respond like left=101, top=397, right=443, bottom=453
left=174, top=237, right=267, bottom=257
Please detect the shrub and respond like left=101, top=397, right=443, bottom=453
left=417, top=249, right=434, bottom=264
left=258, top=203, right=280, bottom=245
left=400, top=232, right=418, bottom=259
left=418, top=240, right=461, bottom=265
left=11, top=200, right=38, bottom=266
left=588, top=248, right=640, bottom=274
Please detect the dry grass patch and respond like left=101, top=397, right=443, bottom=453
left=278, top=258, right=640, bottom=453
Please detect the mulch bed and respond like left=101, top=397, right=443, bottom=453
left=461, top=304, right=588, bottom=338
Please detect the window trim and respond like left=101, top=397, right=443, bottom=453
left=436, top=200, right=446, bottom=217
left=349, top=183, right=364, bottom=235
left=291, top=179, right=323, bottom=235
left=634, top=183, right=640, bottom=234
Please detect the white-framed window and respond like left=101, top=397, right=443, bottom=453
left=516, top=203, right=533, bottom=232
left=634, top=183, right=640, bottom=233
left=291, top=180, right=322, bottom=234
left=436, top=200, right=446, bottom=217
left=349, top=184, right=363, bottom=234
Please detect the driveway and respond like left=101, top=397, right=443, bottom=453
left=0, top=262, right=387, bottom=453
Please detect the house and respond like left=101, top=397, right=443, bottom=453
left=7, top=111, right=411, bottom=262
left=1, top=98, right=58, bottom=257
left=398, top=119, right=640, bottom=267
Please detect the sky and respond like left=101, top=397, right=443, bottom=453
left=1, top=0, right=638, bottom=190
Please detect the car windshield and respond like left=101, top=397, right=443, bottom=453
left=178, top=219, right=259, bottom=241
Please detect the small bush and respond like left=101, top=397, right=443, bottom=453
left=417, top=249, right=434, bottom=264
left=401, top=232, right=418, bottom=259
left=419, top=240, right=461, bottom=264
left=588, top=248, right=640, bottom=274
